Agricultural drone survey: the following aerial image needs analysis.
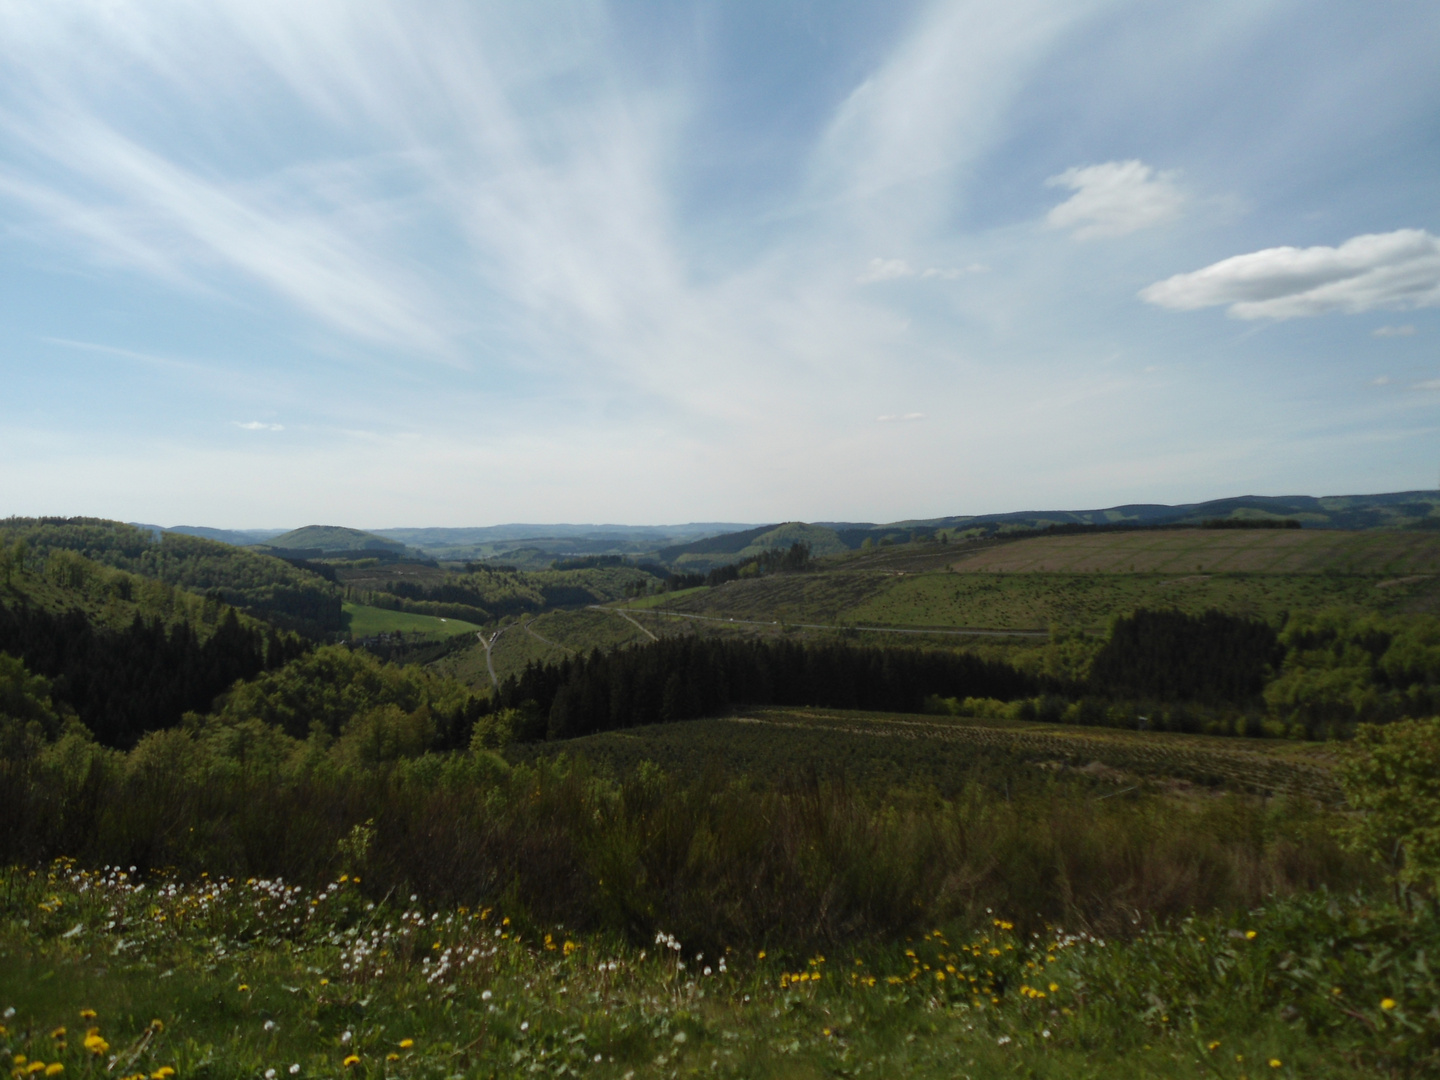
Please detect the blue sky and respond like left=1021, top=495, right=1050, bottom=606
left=1, top=0, right=1437, bottom=528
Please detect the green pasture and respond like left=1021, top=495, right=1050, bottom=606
left=513, top=705, right=1339, bottom=800
left=951, top=527, right=1440, bottom=575
left=341, top=602, right=481, bottom=639
left=645, top=567, right=1426, bottom=634
left=840, top=570, right=1416, bottom=632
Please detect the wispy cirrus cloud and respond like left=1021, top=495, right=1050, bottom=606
left=1045, top=160, right=1183, bottom=240
left=1373, top=324, right=1417, bottom=337
left=1141, top=229, right=1440, bottom=319
left=235, top=420, right=284, bottom=431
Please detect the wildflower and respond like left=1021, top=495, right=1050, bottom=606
left=1208, top=1041, right=1221, bottom=1051
left=1269, top=1060, right=1282, bottom=1069
left=520, top=1023, right=529, bottom=1033
left=342, top=1056, right=359, bottom=1068
left=78, top=1010, right=96, bottom=1021
left=83, top=1032, right=109, bottom=1055
left=289, top=1067, right=300, bottom=1075
left=266, top=1070, right=277, bottom=1079
left=386, top=1054, right=399, bottom=1063
left=398, top=1040, right=413, bottom=1049
left=49, top=1028, right=65, bottom=1040
left=1381, top=999, right=1397, bottom=1011
left=319, top=979, right=329, bottom=986
left=757, top=951, right=766, bottom=960
left=1048, top=983, right=1059, bottom=993
left=264, top=1020, right=278, bottom=1033
left=1041, top=1030, right=1051, bottom=1039
left=340, top=1031, right=352, bottom=1044
left=153, top=1069, right=175, bottom=1079
left=238, top=985, right=250, bottom=992
left=45, top=1068, right=63, bottom=1077
left=1244, top=931, right=1257, bottom=940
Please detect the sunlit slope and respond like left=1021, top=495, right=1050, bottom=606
left=629, top=529, right=1440, bottom=634
left=948, top=528, right=1440, bottom=575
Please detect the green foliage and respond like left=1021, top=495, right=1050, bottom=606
left=211, top=645, right=484, bottom=745
left=0, top=518, right=342, bottom=635
left=6, top=867, right=1431, bottom=1080
left=1265, top=610, right=1440, bottom=736
left=0, top=654, right=74, bottom=759
left=1337, top=717, right=1440, bottom=898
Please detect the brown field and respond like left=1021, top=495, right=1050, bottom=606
left=949, top=528, right=1440, bottom=575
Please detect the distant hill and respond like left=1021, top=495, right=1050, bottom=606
left=2, top=517, right=343, bottom=637
left=261, top=525, right=410, bottom=556
left=816, top=490, right=1440, bottom=546
left=374, top=523, right=755, bottom=561
left=165, top=525, right=288, bottom=545
left=657, top=522, right=851, bottom=571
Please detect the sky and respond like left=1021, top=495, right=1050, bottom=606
left=0, top=0, right=1437, bottom=528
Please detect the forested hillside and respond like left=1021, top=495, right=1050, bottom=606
left=0, top=541, right=309, bottom=746
left=0, top=517, right=342, bottom=635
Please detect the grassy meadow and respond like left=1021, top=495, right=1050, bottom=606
left=342, top=603, right=482, bottom=641
left=6, top=518, right=1440, bottom=1076
left=3, top=861, right=1431, bottom=1080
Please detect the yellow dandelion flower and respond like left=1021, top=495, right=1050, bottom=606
left=1269, top=1059, right=1282, bottom=1069
left=1207, top=1041, right=1221, bottom=1051
left=49, top=1029, right=65, bottom=1040
left=44, top=1067, right=62, bottom=1077
left=149, top=1020, right=164, bottom=1033
left=238, top=984, right=250, bottom=992
left=399, top=1039, right=414, bottom=1049
left=11, top=1056, right=25, bottom=1067
left=1049, top=982, right=1059, bottom=992
left=386, top=1054, right=399, bottom=1062
left=26, top=1064, right=47, bottom=1076
left=1381, top=998, right=1397, bottom=1010
left=343, top=1055, right=360, bottom=1067
left=319, top=979, right=329, bottom=986
left=757, top=950, right=766, bottom=960
left=78, top=1010, right=96, bottom=1021
left=153, top=1068, right=176, bottom=1078
left=1245, top=931, right=1257, bottom=940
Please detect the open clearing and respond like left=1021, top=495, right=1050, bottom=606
left=517, top=705, right=1340, bottom=801
left=341, top=602, right=480, bottom=639
left=949, top=528, right=1440, bottom=575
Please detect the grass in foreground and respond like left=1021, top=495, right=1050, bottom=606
left=2, top=862, right=1434, bottom=1079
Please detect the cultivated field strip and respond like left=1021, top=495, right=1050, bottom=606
left=949, top=528, right=1440, bottom=576
left=730, top=709, right=1343, bottom=802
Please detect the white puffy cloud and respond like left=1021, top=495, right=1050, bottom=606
left=857, top=258, right=914, bottom=282
left=1045, top=160, right=1183, bottom=239
left=1141, top=230, right=1440, bottom=320
left=858, top=260, right=986, bottom=283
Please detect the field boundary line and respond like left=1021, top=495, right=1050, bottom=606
left=592, top=605, right=1048, bottom=638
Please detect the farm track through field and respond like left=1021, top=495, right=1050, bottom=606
left=729, top=711, right=1343, bottom=802
left=600, top=605, right=1048, bottom=639
left=524, top=618, right=573, bottom=654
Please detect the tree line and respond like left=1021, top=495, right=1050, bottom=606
left=497, top=635, right=1044, bottom=740
left=0, top=601, right=308, bottom=747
